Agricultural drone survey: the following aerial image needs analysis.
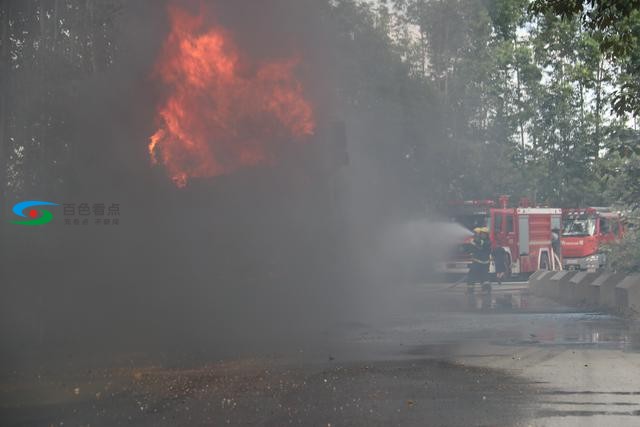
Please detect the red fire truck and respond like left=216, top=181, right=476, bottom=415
left=438, top=197, right=562, bottom=276
left=489, top=197, right=563, bottom=276
left=561, top=207, right=624, bottom=271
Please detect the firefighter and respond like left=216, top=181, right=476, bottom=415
left=551, top=228, right=561, bottom=267
left=466, top=227, right=491, bottom=293
left=492, top=245, right=507, bottom=285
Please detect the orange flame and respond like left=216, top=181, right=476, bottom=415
left=149, top=6, right=315, bottom=187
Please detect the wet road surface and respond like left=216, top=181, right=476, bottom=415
left=2, top=281, right=640, bottom=426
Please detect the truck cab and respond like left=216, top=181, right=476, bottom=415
left=561, top=208, right=623, bottom=271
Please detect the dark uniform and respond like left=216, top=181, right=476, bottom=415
left=492, top=246, right=507, bottom=285
left=467, top=231, right=491, bottom=291
left=551, top=228, right=561, bottom=263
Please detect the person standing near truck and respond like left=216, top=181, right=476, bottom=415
left=467, top=227, right=492, bottom=293
left=492, top=245, right=508, bottom=285
left=551, top=227, right=561, bottom=268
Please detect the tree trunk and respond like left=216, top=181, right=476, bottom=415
left=594, top=58, right=603, bottom=161
left=516, top=65, right=526, bottom=165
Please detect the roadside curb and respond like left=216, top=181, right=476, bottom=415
left=529, top=270, right=640, bottom=317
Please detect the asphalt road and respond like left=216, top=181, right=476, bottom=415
left=2, top=281, right=640, bottom=426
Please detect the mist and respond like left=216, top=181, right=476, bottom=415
left=5, top=2, right=638, bottom=426
left=0, top=0, right=463, bottom=369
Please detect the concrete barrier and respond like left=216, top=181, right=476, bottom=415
left=615, top=274, right=640, bottom=315
left=587, top=273, right=612, bottom=307
left=528, top=270, right=640, bottom=318
left=569, top=272, right=599, bottom=306
left=529, top=270, right=553, bottom=296
left=556, top=271, right=579, bottom=303
left=598, top=273, right=627, bottom=309
left=547, top=271, right=574, bottom=300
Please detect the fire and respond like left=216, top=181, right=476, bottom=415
left=149, top=6, right=315, bottom=187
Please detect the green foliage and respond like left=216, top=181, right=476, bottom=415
left=488, top=0, right=528, bottom=39
left=530, top=0, right=640, bottom=56
left=531, top=0, right=640, bottom=117
left=368, top=0, right=640, bottom=209
left=603, top=154, right=640, bottom=209
left=604, top=224, right=640, bottom=273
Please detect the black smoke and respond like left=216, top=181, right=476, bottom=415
left=0, top=0, right=454, bottom=369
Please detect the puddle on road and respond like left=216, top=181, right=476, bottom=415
left=464, top=292, right=640, bottom=352
left=536, top=408, right=640, bottom=417
left=467, top=291, right=530, bottom=311
left=341, top=285, right=640, bottom=359
left=500, top=314, right=640, bottom=352
left=498, top=326, right=640, bottom=351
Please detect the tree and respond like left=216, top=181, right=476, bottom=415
left=531, top=0, right=640, bottom=116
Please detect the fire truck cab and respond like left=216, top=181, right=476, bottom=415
left=490, top=197, right=563, bottom=275
left=561, top=207, right=624, bottom=271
